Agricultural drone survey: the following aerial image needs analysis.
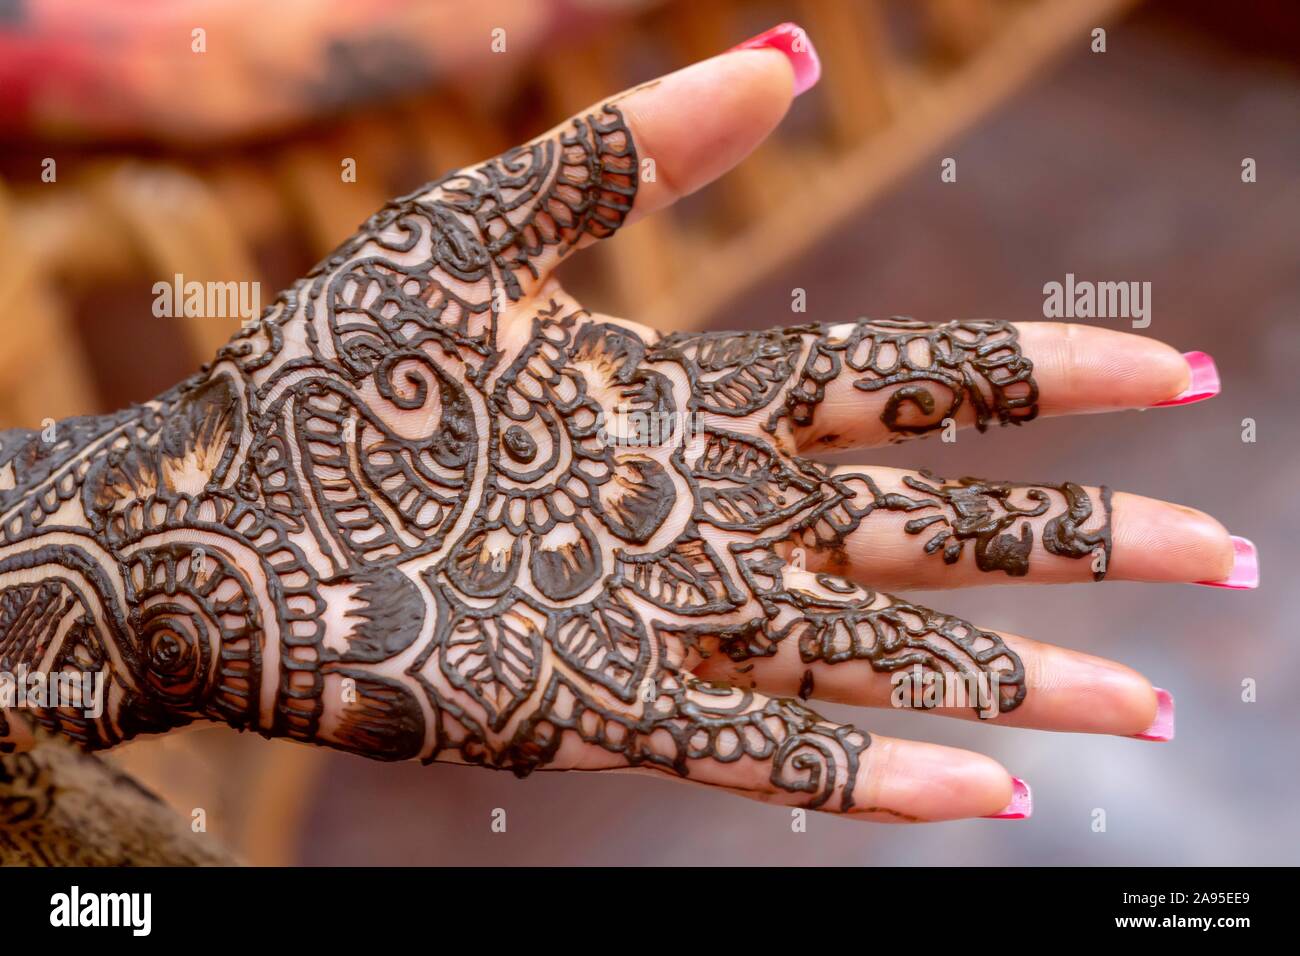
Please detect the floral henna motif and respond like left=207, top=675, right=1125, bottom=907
left=659, top=318, right=1037, bottom=438
left=776, top=317, right=1039, bottom=436
left=0, top=101, right=1105, bottom=812
left=897, top=471, right=1112, bottom=579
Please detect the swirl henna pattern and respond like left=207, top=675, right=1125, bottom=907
left=0, top=102, right=1110, bottom=812
left=766, top=318, right=1039, bottom=437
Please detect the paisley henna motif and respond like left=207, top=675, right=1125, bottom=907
left=0, top=101, right=1106, bottom=812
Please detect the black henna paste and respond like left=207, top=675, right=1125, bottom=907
left=0, top=100, right=1112, bottom=813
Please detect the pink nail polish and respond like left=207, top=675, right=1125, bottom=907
left=1151, top=351, right=1220, bottom=407
left=984, top=777, right=1032, bottom=819
left=1196, top=535, right=1259, bottom=589
left=729, top=22, right=821, bottom=96
left=1133, top=687, right=1175, bottom=742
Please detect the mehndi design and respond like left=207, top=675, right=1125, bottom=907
left=766, top=317, right=1039, bottom=437
left=0, top=102, right=1109, bottom=811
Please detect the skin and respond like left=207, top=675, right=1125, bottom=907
left=0, top=48, right=1238, bottom=823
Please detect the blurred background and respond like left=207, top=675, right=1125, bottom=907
left=0, top=0, right=1296, bottom=864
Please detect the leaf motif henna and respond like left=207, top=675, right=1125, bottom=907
left=898, top=471, right=1113, bottom=579
left=0, top=94, right=1117, bottom=817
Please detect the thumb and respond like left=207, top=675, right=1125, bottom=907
left=457, top=21, right=819, bottom=284
left=614, top=21, right=820, bottom=227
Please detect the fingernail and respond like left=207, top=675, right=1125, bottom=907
left=984, top=777, right=1032, bottom=819
left=1132, top=687, right=1175, bottom=742
left=1196, top=535, right=1259, bottom=589
left=1151, top=351, right=1220, bottom=407
left=729, top=22, right=821, bottom=96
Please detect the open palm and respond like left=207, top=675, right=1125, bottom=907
left=0, top=28, right=1249, bottom=822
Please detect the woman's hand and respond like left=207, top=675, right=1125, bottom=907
left=0, top=25, right=1254, bottom=822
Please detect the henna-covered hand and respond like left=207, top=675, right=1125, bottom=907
left=0, top=28, right=1251, bottom=822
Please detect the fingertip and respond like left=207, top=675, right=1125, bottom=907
left=1111, top=492, right=1236, bottom=584
left=858, top=736, right=1015, bottom=822
left=1106, top=671, right=1166, bottom=739
left=729, top=22, right=822, bottom=96
left=1131, top=687, right=1176, bottom=742
left=1196, top=534, right=1259, bottom=589
left=984, top=777, right=1033, bottom=820
left=1151, top=351, right=1220, bottom=408
left=617, top=39, right=796, bottom=220
left=1025, top=323, right=1194, bottom=414
left=1024, top=643, right=1166, bottom=737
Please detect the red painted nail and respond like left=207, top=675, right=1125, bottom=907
left=1196, top=535, right=1259, bottom=589
left=1151, top=351, right=1220, bottom=407
left=1133, top=687, right=1175, bottom=742
left=984, top=777, right=1032, bottom=819
left=729, top=22, right=821, bottom=96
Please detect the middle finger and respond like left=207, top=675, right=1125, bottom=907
left=786, top=465, right=1247, bottom=590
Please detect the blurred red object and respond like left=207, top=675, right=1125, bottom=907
left=0, top=0, right=648, bottom=144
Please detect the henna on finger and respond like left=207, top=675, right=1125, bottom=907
left=2, top=92, right=1101, bottom=818
left=773, top=466, right=1114, bottom=581
left=664, top=555, right=1027, bottom=717
left=896, top=471, right=1113, bottom=579
left=780, top=318, right=1039, bottom=438
left=659, top=317, right=1039, bottom=442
